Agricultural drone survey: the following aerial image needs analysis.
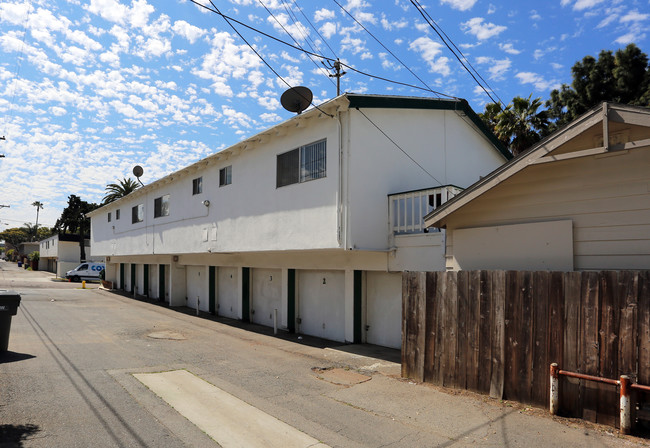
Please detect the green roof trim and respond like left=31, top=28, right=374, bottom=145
left=346, top=94, right=512, bottom=160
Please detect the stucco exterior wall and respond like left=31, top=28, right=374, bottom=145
left=346, top=108, right=506, bottom=250
left=92, top=116, right=340, bottom=257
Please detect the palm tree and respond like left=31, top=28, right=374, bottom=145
left=485, top=95, right=550, bottom=157
left=102, top=178, right=141, bottom=204
left=31, top=201, right=43, bottom=240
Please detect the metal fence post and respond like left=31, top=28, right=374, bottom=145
left=620, top=375, right=631, bottom=435
left=550, top=363, right=560, bottom=415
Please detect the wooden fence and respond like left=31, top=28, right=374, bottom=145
left=402, top=270, right=650, bottom=427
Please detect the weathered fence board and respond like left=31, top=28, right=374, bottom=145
left=402, top=270, right=650, bottom=427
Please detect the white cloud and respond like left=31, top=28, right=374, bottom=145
left=499, top=43, right=521, bottom=54
left=409, top=37, right=450, bottom=76
left=475, top=56, right=511, bottom=81
left=260, top=112, right=281, bottom=123
left=50, top=106, right=67, bottom=116
left=314, top=8, right=335, bottom=22
left=319, top=22, right=337, bottom=39
left=172, top=20, right=206, bottom=44
left=562, top=0, right=605, bottom=11
left=620, top=10, right=649, bottom=23
left=461, top=17, right=506, bottom=40
left=441, top=0, right=477, bottom=11
left=515, top=72, right=560, bottom=91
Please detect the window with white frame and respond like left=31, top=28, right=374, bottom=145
left=116, top=209, right=120, bottom=220
left=154, top=194, right=170, bottom=218
left=276, top=139, right=326, bottom=188
left=219, top=165, right=232, bottom=187
left=108, top=212, right=111, bottom=222
left=132, top=204, right=144, bottom=223
left=192, top=177, right=202, bottom=195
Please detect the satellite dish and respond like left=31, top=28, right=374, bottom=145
left=281, top=86, right=313, bottom=114
left=133, top=165, right=144, bottom=186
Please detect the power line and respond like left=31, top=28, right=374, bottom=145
left=331, top=0, right=441, bottom=98
left=409, top=0, right=505, bottom=108
left=288, top=0, right=338, bottom=59
left=188, top=0, right=447, bottom=96
left=256, top=0, right=336, bottom=89
left=195, top=0, right=334, bottom=117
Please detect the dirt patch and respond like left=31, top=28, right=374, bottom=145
left=312, top=367, right=371, bottom=386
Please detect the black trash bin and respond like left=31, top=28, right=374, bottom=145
left=0, top=291, right=21, bottom=351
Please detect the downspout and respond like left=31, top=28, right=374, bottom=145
left=337, top=109, right=346, bottom=248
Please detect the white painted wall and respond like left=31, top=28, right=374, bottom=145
left=186, top=266, right=208, bottom=311
left=91, top=117, right=340, bottom=257
left=346, top=108, right=506, bottom=250
left=217, top=267, right=239, bottom=319
left=365, top=272, right=402, bottom=349
left=389, top=232, right=446, bottom=271
left=297, top=270, right=346, bottom=342
left=251, top=268, right=282, bottom=328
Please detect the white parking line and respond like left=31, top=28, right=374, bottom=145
left=134, top=370, right=329, bottom=448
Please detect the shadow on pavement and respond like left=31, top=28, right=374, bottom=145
left=109, top=289, right=401, bottom=362
left=0, top=424, right=40, bottom=447
left=0, top=351, right=36, bottom=364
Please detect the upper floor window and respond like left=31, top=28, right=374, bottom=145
left=132, top=204, right=144, bottom=223
left=108, top=212, right=112, bottom=222
left=116, top=209, right=120, bottom=220
left=276, top=139, right=326, bottom=188
left=219, top=166, right=232, bottom=187
left=154, top=195, right=170, bottom=218
left=192, top=177, right=202, bottom=195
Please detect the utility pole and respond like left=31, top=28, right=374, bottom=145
left=328, top=59, right=346, bottom=96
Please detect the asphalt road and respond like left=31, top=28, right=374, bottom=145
left=0, top=261, right=648, bottom=447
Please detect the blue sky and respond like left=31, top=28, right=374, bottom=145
left=0, top=0, right=648, bottom=229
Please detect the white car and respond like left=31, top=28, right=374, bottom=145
left=66, top=263, right=105, bottom=282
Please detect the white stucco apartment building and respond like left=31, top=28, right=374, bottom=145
left=88, top=94, right=510, bottom=349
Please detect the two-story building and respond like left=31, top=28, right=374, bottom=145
left=39, top=234, right=99, bottom=277
left=88, top=94, right=510, bottom=349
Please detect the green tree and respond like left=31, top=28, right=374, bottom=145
left=480, top=95, right=550, bottom=156
left=0, top=227, right=30, bottom=250
left=102, top=177, right=140, bottom=205
left=54, top=195, right=99, bottom=262
left=547, top=44, right=650, bottom=130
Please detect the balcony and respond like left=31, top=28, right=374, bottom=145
left=389, top=185, right=462, bottom=234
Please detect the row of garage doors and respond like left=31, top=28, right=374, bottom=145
left=130, top=264, right=402, bottom=349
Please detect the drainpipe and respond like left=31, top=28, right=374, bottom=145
left=337, top=110, right=345, bottom=248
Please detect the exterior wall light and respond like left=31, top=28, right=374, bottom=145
left=203, top=200, right=210, bottom=207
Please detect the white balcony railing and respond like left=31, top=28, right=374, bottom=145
left=389, top=185, right=463, bottom=234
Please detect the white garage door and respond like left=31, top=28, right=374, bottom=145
left=251, top=268, right=282, bottom=328
left=218, top=267, right=239, bottom=319
left=297, top=270, right=345, bottom=342
left=186, top=266, right=208, bottom=311
left=366, top=272, right=402, bottom=349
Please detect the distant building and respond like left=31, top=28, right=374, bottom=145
left=18, top=242, right=39, bottom=261
left=89, top=94, right=510, bottom=348
left=39, top=234, right=101, bottom=277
